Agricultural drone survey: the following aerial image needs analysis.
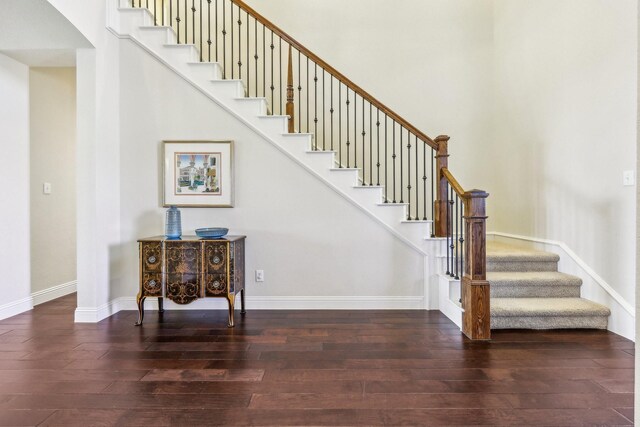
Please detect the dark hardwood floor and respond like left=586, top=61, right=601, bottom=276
left=0, top=294, right=633, bottom=426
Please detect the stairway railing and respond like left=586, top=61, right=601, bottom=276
left=129, top=0, right=490, bottom=339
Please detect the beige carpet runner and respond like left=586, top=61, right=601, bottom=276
left=488, top=241, right=610, bottom=329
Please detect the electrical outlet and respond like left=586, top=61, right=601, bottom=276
left=43, top=182, right=52, bottom=195
left=255, top=270, right=264, bottom=282
left=623, top=170, right=635, bottom=186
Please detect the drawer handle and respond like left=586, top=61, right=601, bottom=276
left=148, top=279, right=157, bottom=287
left=213, top=256, right=221, bottom=264
left=148, top=256, right=157, bottom=264
left=213, top=280, right=222, bottom=289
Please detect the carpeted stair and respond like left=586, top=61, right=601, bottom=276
left=488, top=241, right=610, bottom=330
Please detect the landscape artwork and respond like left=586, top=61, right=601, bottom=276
left=163, top=141, right=234, bottom=207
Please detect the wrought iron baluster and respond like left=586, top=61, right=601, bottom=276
left=314, top=63, right=318, bottom=147
left=445, top=182, right=450, bottom=275
left=207, top=0, right=211, bottom=61
left=338, top=83, right=342, bottom=167
left=392, top=120, right=396, bottom=203
left=384, top=115, right=388, bottom=201
left=406, top=129, right=411, bottom=219
left=415, top=135, right=419, bottom=220
left=460, top=199, right=465, bottom=280
left=321, top=69, right=325, bottom=150
left=431, top=147, right=435, bottom=235
left=449, top=186, right=455, bottom=277
left=298, top=50, right=302, bottom=133
left=198, top=0, right=202, bottom=61
left=376, top=110, right=380, bottom=186
left=222, top=0, right=226, bottom=77
left=361, top=97, right=365, bottom=184
left=399, top=126, right=403, bottom=204
left=262, top=26, right=265, bottom=98
left=237, top=7, right=243, bottom=87
left=346, top=88, right=350, bottom=168
left=369, top=103, right=372, bottom=186
left=230, top=0, right=234, bottom=79
left=154, top=0, right=157, bottom=25
left=423, top=140, right=427, bottom=221
left=330, top=77, right=334, bottom=151
left=254, top=16, right=257, bottom=97
left=306, top=57, right=309, bottom=135
left=455, top=194, right=460, bottom=279
left=214, top=0, right=218, bottom=62
left=191, top=0, right=195, bottom=48
left=279, top=38, right=282, bottom=114
left=353, top=92, right=357, bottom=169
left=270, top=31, right=274, bottom=112
left=176, top=0, right=181, bottom=44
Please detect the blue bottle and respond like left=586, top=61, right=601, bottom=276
left=165, top=206, right=182, bottom=239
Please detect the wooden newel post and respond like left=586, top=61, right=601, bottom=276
left=433, top=135, right=450, bottom=237
left=286, top=45, right=295, bottom=133
left=461, top=189, right=490, bottom=340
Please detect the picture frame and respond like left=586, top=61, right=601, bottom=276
left=163, top=140, right=234, bottom=207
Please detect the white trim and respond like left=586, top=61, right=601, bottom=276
left=77, top=295, right=426, bottom=320
left=31, top=280, right=77, bottom=306
left=75, top=298, right=120, bottom=323
left=489, top=231, right=635, bottom=341
left=0, top=296, right=33, bottom=321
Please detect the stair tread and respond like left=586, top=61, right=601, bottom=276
left=487, top=241, right=559, bottom=263
left=487, top=271, right=582, bottom=286
left=491, top=298, right=610, bottom=317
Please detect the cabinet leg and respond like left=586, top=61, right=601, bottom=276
left=158, top=297, right=164, bottom=313
left=227, top=294, right=235, bottom=328
left=240, top=289, right=246, bottom=315
left=134, top=293, right=146, bottom=326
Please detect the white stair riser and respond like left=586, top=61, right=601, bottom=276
left=255, top=116, right=288, bottom=135
left=279, top=135, right=313, bottom=156
left=302, top=153, right=336, bottom=171
left=397, top=222, right=432, bottom=242
left=207, top=81, right=244, bottom=101
left=162, top=45, right=199, bottom=64
left=187, top=63, right=223, bottom=83
left=137, top=27, right=174, bottom=49
left=232, top=99, right=268, bottom=117
left=116, top=9, right=154, bottom=33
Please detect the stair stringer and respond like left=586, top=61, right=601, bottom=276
left=108, top=4, right=452, bottom=310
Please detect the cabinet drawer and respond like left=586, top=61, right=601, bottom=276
left=204, top=273, right=228, bottom=296
left=166, top=273, right=200, bottom=304
left=142, top=272, right=162, bottom=297
left=204, top=242, right=228, bottom=274
left=141, top=242, right=162, bottom=272
left=165, top=242, right=201, bottom=274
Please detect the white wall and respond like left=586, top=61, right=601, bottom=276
left=116, top=40, right=426, bottom=307
left=247, top=0, right=495, bottom=193
left=29, top=67, right=76, bottom=294
left=492, top=1, right=637, bottom=308
left=0, top=53, right=32, bottom=318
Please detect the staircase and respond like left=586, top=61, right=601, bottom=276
left=488, top=241, right=610, bottom=329
left=111, top=0, right=611, bottom=339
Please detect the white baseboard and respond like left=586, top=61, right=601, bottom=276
left=489, top=232, right=635, bottom=340
left=0, top=281, right=78, bottom=321
left=0, top=296, right=33, bottom=321
left=32, top=280, right=77, bottom=306
left=74, top=295, right=426, bottom=322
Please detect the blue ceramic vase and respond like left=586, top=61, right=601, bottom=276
left=165, top=206, right=182, bottom=239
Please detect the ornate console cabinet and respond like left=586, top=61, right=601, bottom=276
left=136, top=235, right=246, bottom=327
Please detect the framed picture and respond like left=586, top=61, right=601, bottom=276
left=163, top=140, right=234, bottom=207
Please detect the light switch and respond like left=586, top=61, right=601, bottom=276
left=43, top=182, right=52, bottom=194
left=255, top=270, right=264, bottom=282
left=623, top=170, right=635, bottom=186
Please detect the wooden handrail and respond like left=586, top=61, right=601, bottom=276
left=231, top=0, right=438, bottom=150
left=441, top=168, right=465, bottom=199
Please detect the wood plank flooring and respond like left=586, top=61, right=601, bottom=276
left=0, top=294, right=633, bottom=426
